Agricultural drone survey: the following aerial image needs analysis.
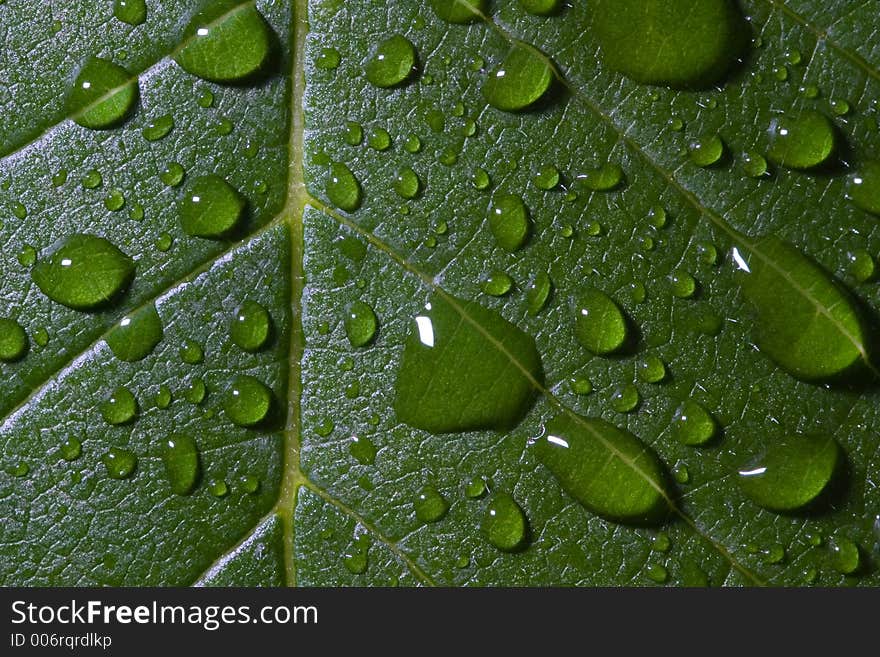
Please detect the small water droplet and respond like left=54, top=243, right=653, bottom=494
left=404, top=133, right=422, bottom=153
left=638, top=355, right=667, bottom=383
left=104, top=188, right=125, bottom=211
left=488, top=194, right=530, bottom=252
left=142, top=113, right=174, bottom=141
left=767, top=110, right=836, bottom=170
left=414, top=485, right=449, bottom=523
left=483, top=41, right=554, bottom=112
left=742, top=150, right=768, bottom=178
left=848, top=160, right=880, bottom=216
left=393, top=167, right=420, bottom=198
left=316, top=46, right=341, bottom=70
left=114, top=0, right=146, bottom=26
left=349, top=436, right=377, bottom=465
left=52, top=169, right=68, bottom=187
left=519, top=0, right=560, bottom=16
left=482, top=491, right=528, bottom=552
left=179, top=174, right=245, bottom=237
left=829, top=535, right=860, bottom=574
left=325, top=162, right=362, bottom=211
left=0, top=318, right=28, bottom=361
left=481, top=270, right=513, bottom=296
left=82, top=169, right=103, bottom=189
left=155, top=385, right=172, bottom=409
left=367, top=126, right=392, bottom=151
left=184, top=377, right=207, bottom=404
left=209, top=479, right=229, bottom=497
left=343, top=534, right=371, bottom=574
left=672, top=400, right=717, bottom=446
left=100, top=386, right=137, bottom=425
left=610, top=383, right=640, bottom=413
left=670, top=269, right=697, bottom=298
left=59, top=437, right=82, bottom=461
left=196, top=87, right=215, bottom=108
left=688, top=134, right=725, bottom=167
left=525, top=271, right=552, bottom=314
left=230, top=300, right=271, bottom=351
left=848, top=249, right=876, bottom=283
left=224, top=375, right=273, bottom=426
left=344, top=300, right=378, bottom=347
left=471, top=167, right=491, bottom=190
left=577, top=162, right=624, bottom=191
left=179, top=339, right=204, bottom=364
left=574, top=287, right=628, bottom=355
left=162, top=434, right=200, bottom=495
left=365, top=34, right=417, bottom=88
left=645, top=563, right=668, bottom=583
left=102, top=447, right=137, bottom=479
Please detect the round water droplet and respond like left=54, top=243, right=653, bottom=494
left=610, top=383, right=640, bottom=413
left=536, top=413, right=670, bottom=524
left=316, top=46, right=341, bottom=70
left=393, top=167, right=420, bottom=198
left=519, top=0, right=560, bottom=16
left=365, top=34, right=417, bottom=88
left=638, top=355, right=667, bottom=383
left=394, top=293, right=542, bottom=433
left=32, top=234, right=134, bottom=310
left=240, top=474, right=260, bottom=494
left=66, top=57, right=138, bottom=129
left=481, top=270, right=513, bottom=296
left=533, top=164, right=559, bottom=190
left=848, top=160, right=880, bottom=216
left=0, top=318, right=28, bottom=361
left=829, top=535, right=860, bottom=574
left=767, top=110, right=836, bottom=170
left=574, top=287, right=628, bottom=355
left=102, top=447, right=137, bottom=479
left=349, top=436, right=377, bottom=465
left=404, top=133, right=422, bottom=153
left=179, top=175, right=245, bottom=238
left=82, top=169, right=103, bottom=189
left=525, top=271, right=552, bottom=315
left=325, top=162, right=362, bottom=211
left=482, top=492, right=528, bottom=552
left=848, top=249, right=876, bottom=283
left=483, top=41, right=554, bottom=112
left=174, top=0, right=273, bottom=83
left=162, top=434, right=200, bottom=495
left=670, top=269, right=697, bottom=298
left=100, top=386, right=137, bottom=425
left=591, top=0, right=747, bottom=88
left=106, top=304, right=164, bottom=363
left=224, top=375, right=273, bottom=427
left=344, top=300, right=378, bottom=347
left=737, top=434, right=841, bottom=512
left=688, top=134, right=724, bottom=167
left=471, top=167, right=490, bottom=190
left=160, top=162, right=185, bottom=187
left=742, top=151, right=768, bottom=178
left=59, top=437, right=82, bottom=461
left=672, top=400, right=717, bottom=446
left=429, top=0, right=485, bottom=23
left=465, top=476, right=487, bottom=499
left=577, top=163, right=624, bottom=191
left=230, top=300, right=270, bottom=351
left=489, top=194, right=530, bottom=252
left=142, top=114, right=174, bottom=141
left=414, top=485, right=449, bottom=523
left=104, top=189, right=125, bottom=211
left=114, top=0, right=146, bottom=25
left=367, top=126, right=391, bottom=151
left=179, top=339, right=203, bottom=364
left=184, top=377, right=206, bottom=404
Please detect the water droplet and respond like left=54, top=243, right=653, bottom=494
left=179, top=339, right=204, bottom=364
left=672, top=400, right=717, bottom=446
left=767, top=110, right=836, bottom=170
left=82, top=169, right=103, bottom=189
left=52, top=169, right=68, bottom=187
left=404, top=133, right=422, bottom=153
left=343, top=534, right=371, bottom=573
left=785, top=48, right=803, bottom=66
left=670, top=269, right=697, bottom=298
left=569, top=377, right=593, bottom=395
left=673, top=463, right=690, bottom=484
left=59, top=437, right=82, bottom=461
left=179, top=174, right=245, bottom=237
left=174, top=0, right=273, bottom=83
left=155, top=232, right=173, bottom=252
left=9, top=461, right=29, bottom=477
left=393, top=167, right=420, bottom=198
left=316, top=46, right=341, bottom=70
left=742, top=150, right=768, bottom=178
left=489, top=194, right=530, bottom=252
left=525, top=271, right=552, bottom=315
left=577, top=162, right=624, bottom=191
left=830, top=98, right=851, bottom=116
left=533, top=164, right=559, bottom=190
left=829, top=535, right=860, bottom=574
left=160, top=162, right=185, bottom=188
left=240, top=474, right=260, bottom=494
left=414, top=485, right=449, bottom=523
left=32, top=234, right=134, bottom=310
left=142, top=113, right=173, bottom=141
left=66, top=58, right=138, bottom=129
left=343, top=121, right=363, bottom=146
left=471, top=167, right=491, bottom=190
left=32, top=327, right=49, bottom=347
left=763, top=543, right=786, bottom=564
left=224, top=375, right=273, bottom=427
left=155, top=385, right=172, bottom=409
left=100, top=386, right=137, bottom=425
left=325, top=162, right=361, bottom=211
left=799, top=84, right=820, bottom=99
left=653, top=532, right=671, bottom=552
left=104, top=188, right=125, bottom=211
left=230, top=300, right=271, bottom=351
left=482, top=491, right=528, bottom=552
left=737, top=434, right=841, bottom=512
left=638, top=355, right=667, bottom=383
left=591, top=0, right=747, bottom=88
left=465, top=476, right=487, bottom=499
left=0, top=318, right=28, bottom=361
left=481, top=270, right=513, bottom=296
left=848, top=249, right=876, bottom=283
left=688, top=134, right=724, bottom=167
left=610, top=383, right=640, bottom=413
left=668, top=117, right=685, bottom=131
left=365, top=34, right=417, bottom=88
left=394, top=293, right=542, bottom=433
left=349, top=436, right=377, bottom=465
left=429, top=0, right=485, bottom=23
left=184, top=377, right=206, bottom=404
left=162, top=434, right=200, bottom=495
left=574, top=287, right=628, bottom=355
left=535, top=413, right=669, bottom=524
left=645, top=563, right=668, bottom=583
left=102, top=447, right=137, bottom=479
left=344, top=300, right=378, bottom=347
left=367, top=126, right=392, bottom=151
left=114, top=0, right=146, bottom=26
left=105, top=306, right=162, bottom=363
left=735, top=236, right=868, bottom=381
left=483, top=41, right=553, bottom=112
left=196, top=87, right=215, bottom=108
left=848, top=160, right=880, bottom=216
left=519, top=0, right=560, bottom=16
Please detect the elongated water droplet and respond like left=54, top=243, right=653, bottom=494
left=224, top=375, right=273, bottom=427
left=638, top=355, right=667, bottom=383
left=366, top=35, right=417, bottom=88
left=100, top=386, right=137, bottom=425
left=672, top=400, right=717, bottom=445
left=535, top=413, right=669, bottom=524
left=102, top=447, right=137, bottom=479
left=114, top=0, right=146, bottom=26
left=591, top=0, right=747, bottom=88
left=737, top=434, right=841, bottom=512
left=162, top=434, right=200, bottom=495
left=394, top=293, right=542, bottom=433
left=174, top=0, right=273, bottom=83
left=481, top=270, right=513, bottom=296
left=0, top=318, right=28, bottom=361
left=184, top=377, right=206, bottom=404
left=230, top=300, right=270, bottom=351
left=829, top=535, right=860, bottom=574
left=482, top=492, right=528, bottom=552
left=59, top=437, right=82, bottom=461
left=734, top=236, right=868, bottom=381
left=414, top=485, right=449, bottom=523
left=32, top=234, right=134, bottom=310
left=519, top=0, right=560, bottom=16
left=848, top=160, right=880, bottom=216
left=577, top=163, right=624, bottom=191
left=489, top=194, right=530, bottom=252
left=526, top=271, right=552, bottom=315
left=179, top=175, right=245, bottom=238
left=430, top=0, right=485, bottom=23
left=325, top=162, right=362, bottom=211
left=66, top=58, right=138, bottom=129
left=344, top=300, right=378, bottom=347
left=393, top=167, right=420, bottom=198
left=574, top=287, right=628, bottom=355
left=767, top=110, right=836, bottom=170
left=483, top=41, right=553, bottom=112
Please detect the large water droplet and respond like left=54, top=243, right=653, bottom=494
left=344, top=300, right=378, bottom=347
left=325, top=162, right=362, bottom=211
left=162, top=434, right=200, bottom=495
left=414, top=485, right=449, bottom=523
left=66, top=57, right=138, bottom=129
left=483, top=41, right=553, bottom=112
left=848, top=160, right=880, bottom=216
left=102, top=447, right=137, bottom=479
left=105, top=304, right=163, bottom=362
left=230, top=300, right=271, bottom=351
left=179, top=175, right=245, bottom=238
left=535, top=413, right=669, bottom=524
left=482, top=491, right=528, bottom=552
left=32, top=234, right=134, bottom=310
left=365, top=35, right=417, bottom=88
left=0, top=318, right=28, bottom=361
left=526, top=271, right=552, bottom=315
left=489, top=194, right=530, bottom=252
left=429, top=0, right=485, bottom=23
left=767, top=110, right=836, bottom=170
left=591, top=0, right=747, bottom=88
left=174, top=0, right=273, bottom=83
left=224, top=375, right=273, bottom=427
left=394, top=293, right=542, bottom=433
left=574, top=287, right=628, bottom=355
left=829, top=535, right=860, bottom=574
left=672, top=400, right=717, bottom=445
left=114, top=0, right=146, bottom=25
left=737, top=434, right=841, bottom=512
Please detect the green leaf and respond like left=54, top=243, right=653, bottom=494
left=2, top=0, right=880, bottom=587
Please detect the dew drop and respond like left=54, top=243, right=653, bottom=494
left=162, top=434, right=200, bottom=495
left=429, top=0, right=485, bottom=24
left=0, top=318, right=28, bottom=361
left=82, top=169, right=103, bottom=189
left=210, top=479, right=229, bottom=497
left=574, top=287, right=628, bottom=355
left=767, top=110, right=836, bottom=170
left=577, top=162, right=624, bottom=191
left=848, top=160, right=880, bottom=216
left=533, top=164, right=560, bottom=190
left=610, top=383, right=640, bottom=413
left=688, top=134, right=724, bottom=167
left=316, top=46, right=341, bottom=70
left=367, top=126, right=392, bottom=151
left=365, top=34, right=417, bottom=88
left=465, top=476, right=487, bottom=499
left=100, top=386, right=137, bottom=425
left=349, top=436, right=377, bottom=465
left=52, top=169, right=68, bottom=187
left=344, top=300, right=378, bottom=347
left=848, top=249, right=876, bottom=283
left=179, top=339, right=204, bottom=364
left=638, top=355, right=667, bottom=383
left=66, top=58, right=138, bottom=129
left=525, top=271, right=552, bottom=315
left=488, top=194, right=530, bottom=252
left=672, top=400, right=717, bottom=446
left=230, top=300, right=271, bottom=351
left=471, top=167, right=491, bottom=190
left=179, top=175, right=245, bottom=238
left=670, top=269, right=697, bottom=298
left=155, top=385, right=172, bottom=409
left=393, top=167, right=420, bottom=198
left=59, top=437, right=82, bottom=462
left=829, top=535, right=860, bottom=575
left=482, top=492, right=528, bottom=552
left=104, top=188, right=125, bottom=211
left=184, top=377, right=206, bottom=404
left=742, top=150, right=769, bottom=178
left=481, top=270, right=513, bottom=297
left=325, top=162, right=362, bottom=211
left=142, top=113, right=174, bottom=141
left=114, top=0, right=146, bottom=26
left=483, top=41, right=554, bottom=112
left=414, top=485, right=449, bottom=523
left=224, top=375, right=273, bottom=427
left=343, top=534, right=371, bottom=574
left=102, top=447, right=137, bottom=479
